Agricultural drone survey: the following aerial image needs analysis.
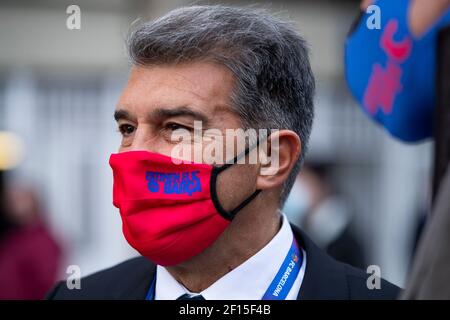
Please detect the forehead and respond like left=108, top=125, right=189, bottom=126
left=118, top=62, right=236, bottom=114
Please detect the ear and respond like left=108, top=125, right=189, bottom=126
left=255, top=130, right=301, bottom=191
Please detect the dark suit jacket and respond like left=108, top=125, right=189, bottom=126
left=47, top=225, right=400, bottom=300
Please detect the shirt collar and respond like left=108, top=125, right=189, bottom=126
left=155, top=212, right=298, bottom=300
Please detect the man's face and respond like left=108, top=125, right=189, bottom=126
left=115, top=61, right=260, bottom=211
left=115, top=62, right=242, bottom=156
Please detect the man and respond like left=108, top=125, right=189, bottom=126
left=48, top=5, right=398, bottom=300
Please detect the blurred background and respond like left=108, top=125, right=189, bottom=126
left=0, top=0, right=433, bottom=298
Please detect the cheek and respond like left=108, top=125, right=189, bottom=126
left=214, top=164, right=258, bottom=211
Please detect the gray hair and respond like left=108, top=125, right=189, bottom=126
left=127, top=5, right=315, bottom=205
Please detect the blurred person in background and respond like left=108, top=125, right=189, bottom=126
left=0, top=172, right=10, bottom=238
left=0, top=183, right=62, bottom=299
left=345, top=0, right=450, bottom=298
left=284, top=163, right=366, bottom=269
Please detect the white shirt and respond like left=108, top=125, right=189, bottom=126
left=154, top=213, right=307, bottom=300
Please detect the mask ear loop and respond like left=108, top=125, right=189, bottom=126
left=210, top=134, right=268, bottom=221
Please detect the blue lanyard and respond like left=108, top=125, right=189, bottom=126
left=145, top=238, right=302, bottom=300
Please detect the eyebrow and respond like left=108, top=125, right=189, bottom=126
left=114, top=109, right=134, bottom=122
left=114, top=106, right=209, bottom=125
left=152, top=106, right=209, bottom=124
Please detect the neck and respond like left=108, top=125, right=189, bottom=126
left=166, top=204, right=282, bottom=293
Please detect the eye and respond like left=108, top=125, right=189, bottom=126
left=165, top=122, right=191, bottom=132
left=118, top=124, right=136, bottom=137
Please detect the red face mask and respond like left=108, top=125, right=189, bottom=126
left=109, top=150, right=260, bottom=266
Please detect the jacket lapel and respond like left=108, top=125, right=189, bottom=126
left=291, top=224, right=349, bottom=299
left=114, top=257, right=156, bottom=300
